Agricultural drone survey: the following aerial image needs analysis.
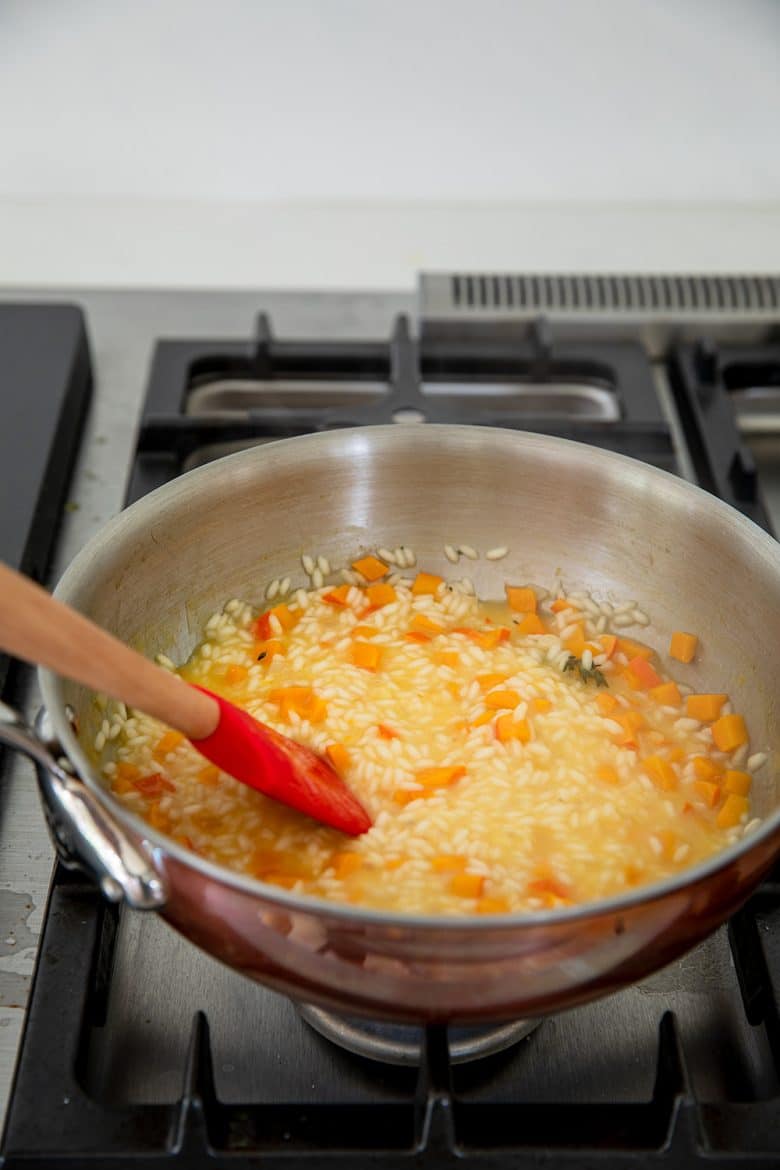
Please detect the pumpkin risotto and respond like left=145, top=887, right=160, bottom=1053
left=95, top=554, right=765, bottom=915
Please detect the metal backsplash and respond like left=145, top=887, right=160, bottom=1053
left=418, top=273, right=780, bottom=354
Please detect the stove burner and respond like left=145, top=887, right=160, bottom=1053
left=297, top=1004, right=540, bottom=1065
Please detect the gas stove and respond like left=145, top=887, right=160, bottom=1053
left=0, top=278, right=779, bottom=1167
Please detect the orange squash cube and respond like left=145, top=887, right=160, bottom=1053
left=431, top=854, right=468, bottom=873
left=624, top=656, right=662, bottom=690
left=685, top=694, right=727, bottom=722
left=596, top=692, right=619, bottom=716
left=648, top=681, right=682, bottom=707
left=716, top=793, right=749, bottom=829
left=325, top=743, right=352, bottom=772
left=475, top=896, right=511, bottom=914
left=449, top=872, right=485, bottom=898
left=350, top=641, right=383, bottom=671
left=495, top=714, right=531, bottom=744
left=323, top=584, right=352, bottom=607
left=331, top=852, right=363, bottom=878
left=365, top=582, right=396, bottom=609
left=411, top=572, right=443, bottom=596
left=692, top=779, right=721, bottom=808
left=692, top=755, right=721, bottom=781
left=410, top=614, right=446, bottom=636
left=416, top=765, right=466, bottom=789
left=505, top=585, right=537, bottom=613
left=642, top=755, right=678, bottom=791
left=153, top=730, right=185, bottom=759
left=516, top=612, right=546, bottom=635
left=712, top=714, right=748, bottom=753
left=484, top=688, right=521, bottom=710
left=724, top=769, right=752, bottom=796
left=351, top=555, right=388, bottom=581
left=670, top=631, right=698, bottom=664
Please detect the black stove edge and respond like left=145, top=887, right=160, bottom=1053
left=0, top=302, right=93, bottom=697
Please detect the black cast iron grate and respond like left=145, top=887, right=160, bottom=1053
left=2, top=312, right=779, bottom=1167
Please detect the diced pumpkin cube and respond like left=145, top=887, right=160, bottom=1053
left=484, top=688, right=521, bottom=710
left=153, top=730, right=185, bottom=759
left=550, top=598, right=575, bottom=614
left=197, top=764, right=221, bottom=787
left=516, top=612, right=546, bottom=635
left=527, top=873, right=571, bottom=900
left=115, top=761, right=140, bottom=780
left=475, top=896, right=511, bottom=914
left=495, top=714, right=530, bottom=744
left=331, top=851, right=363, bottom=878
left=269, top=603, right=298, bottom=632
left=716, top=793, right=749, bottom=829
left=435, top=650, right=460, bottom=669
left=377, top=724, right=399, bottom=740
left=323, top=584, right=352, bottom=607
left=655, top=829, right=681, bottom=860
left=693, top=779, right=721, bottom=808
left=471, top=710, right=496, bottom=728
left=599, top=634, right=618, bottom=660
left=147, top=801, right=171, bottom=832
left=596, top=764, right=620, bottom=785
left=410, top=614, right=446, bottom=636
left=350, top=641, right=383, bottom=671
left=505, top=585, right=537, bottom=613
left=648, top=681, right=682, bottom=707
left=416, top=765, right=466, bottom=789
left=617, top=637, right=655, bottom=661
left=325, top=743, right=352, bottom=772
left=351, top=555, right=388, bottom=581
left=670, top=631, right=698, bottom=664
left=712, top=714, right=748, bottom=753
left=530, top=696, right=552, bottom=715
left=412, top=572, right=443, bottom=596
left=111, top=775, right=135, bottom=795
left=225, top=663, right=248, bottom=685
left=643, top=755, right=678, bottom=790
left=596, top=692, right=619, bottom=716
left=449, top=872, right=485, bottom=898
left=254, top=638, right=285, bottom=663
left=431, top=854, right=468, bottom=873
left=724, top=769, right=752, bottom=796
left=692, top=755, right=721, bottom=781
left=365, top=582, right=396, bottom=609
left=624, top=656, right=662, bottom=690
left=269, top=685, right=328, bottom=723
left=351, top=625, right=379, bottom=638
left=685, top=694, right=727, bottom=722
left=392, top=788, right=427, bottom=805
left=477, top=672, right=509, bottom=692
left=132, top=772, right=176, bottom=797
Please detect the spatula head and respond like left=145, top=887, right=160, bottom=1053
left=188, top=686, right=372, bottom=836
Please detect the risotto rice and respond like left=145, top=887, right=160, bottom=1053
left=95, top=554, right=764, bottom=915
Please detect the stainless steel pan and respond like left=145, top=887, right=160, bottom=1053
left=1, top=425, right=778, bottom=1023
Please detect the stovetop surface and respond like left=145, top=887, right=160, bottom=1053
left=0, top=287, right=779, bottom=1167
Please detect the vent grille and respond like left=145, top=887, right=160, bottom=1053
left=433, top=273, right=780, bottom=315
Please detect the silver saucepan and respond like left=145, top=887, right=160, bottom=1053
left=1, top=426, right=778, bottom=1023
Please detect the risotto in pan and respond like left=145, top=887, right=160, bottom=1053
left=94, top=547, right=765, bottom=915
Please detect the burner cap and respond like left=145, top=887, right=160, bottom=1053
left=297, top=1004, right=540, bottom=1066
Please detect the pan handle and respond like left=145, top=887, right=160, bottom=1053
left=0, top=700, right=167, bottom=910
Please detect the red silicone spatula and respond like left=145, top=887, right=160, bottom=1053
left=0, top=563, right=372, bottom=835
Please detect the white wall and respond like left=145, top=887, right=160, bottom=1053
left=2, top=0, right=779, bottom=204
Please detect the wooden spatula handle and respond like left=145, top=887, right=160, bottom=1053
left=0, top=563, right=219, bottom=740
